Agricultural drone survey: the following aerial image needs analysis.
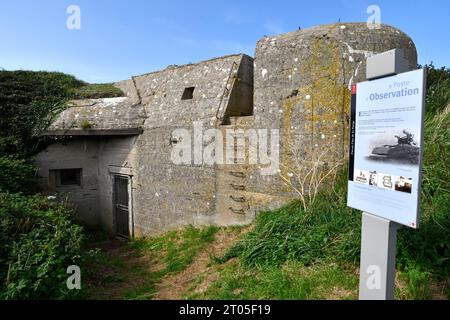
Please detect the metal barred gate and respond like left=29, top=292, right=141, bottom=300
left=113, top=175, right=130, bottom=239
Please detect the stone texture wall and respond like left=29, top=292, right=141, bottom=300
left=133, top=54, right=253, bottom=129
left=131, top=54, right=254, bottom=235
left=35, top=140, right=101, bottom=226
left=249, top=23, right=418, bottom=207
left=48, top=97, right=146, bottom=132
left=97, top=137, right=139, bottom=233
left=35, top=137, right=138, bottom=230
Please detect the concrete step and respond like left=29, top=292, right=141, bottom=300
left=227, top=116, right=255, bottom=127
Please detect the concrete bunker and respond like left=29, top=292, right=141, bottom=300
left=35, top=23, right=418, bottom=237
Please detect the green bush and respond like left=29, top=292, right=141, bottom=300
left=0, top=156, right=36, bottom=194
left=0, top=70, right=123, bottom=300
left=0, top=193, right=86, bottom=299
left=0, top=71, right=83, bottom=157
left=424, top=63, right=450, bottom=115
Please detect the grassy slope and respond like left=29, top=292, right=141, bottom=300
left=188, top=261, right=359, bottom=300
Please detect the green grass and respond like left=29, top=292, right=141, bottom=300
left=220, top=174, right=361, bottom=269
left=424, top=64, right=450, bottom=115
left=73, top=83, right=124, bottom=99
left=123, top=273, right=160, bottom=300
left=123, top=225, right=219, bottom=299
left=397, top=266, right=432, bottom=300
left=397, top=104, right=450, bottom=277
left=190, top=261, right=358, bottom=300
left=131, top=225, right=218, bottom=274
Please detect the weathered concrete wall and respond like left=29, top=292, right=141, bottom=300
left=131, top=54, right=254, bottom=235
left=35, top=136, right=137, bottom=230
left=223, top=55, right=254, bottom=120
left=37, top=54, right=255, bottom=236
left=97, top=137, right=138, bottom=233
left=132, top=127, right=217, bottom=236
left=48, top=97, right=146, bottom=132
left=250, top=23, right=418, bottom=208
left=133, top=54, right=252, bottom=129
left=35, top=140, right=100, bottom=226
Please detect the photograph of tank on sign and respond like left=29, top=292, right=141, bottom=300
left=366, top=129, right=420, bottom=165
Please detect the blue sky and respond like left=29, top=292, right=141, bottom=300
left=1, top=0, right=448, bottom=83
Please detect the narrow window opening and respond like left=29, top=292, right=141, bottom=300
left=50, top=169, right=82, bottom=187
left=181, top=87, right=195, bottom=100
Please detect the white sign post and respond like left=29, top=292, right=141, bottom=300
left=347, top=49, right=427, bottom=300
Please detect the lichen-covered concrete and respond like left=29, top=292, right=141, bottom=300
left=48, top=97, right=146, bottom=132
left=248, top=23, right=417, bottom=210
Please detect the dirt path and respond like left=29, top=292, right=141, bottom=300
left=85, top=228, right=243, bottom=300
left=85, top=239, right=158, bottom=300
left=152, top=229, right=242, bottom=300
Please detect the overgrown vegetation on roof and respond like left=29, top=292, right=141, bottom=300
left=0, top=70, right=124, bottom=157
left=73, top=83, right=124, bottom=100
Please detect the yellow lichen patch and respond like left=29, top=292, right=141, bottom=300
left=289, top=37, right=351, bottom=162
left=281, top=97, right=294, bottom=179
left=279, top=36, right=352, bottom=197
left=244, top=191, right=287, bottom=207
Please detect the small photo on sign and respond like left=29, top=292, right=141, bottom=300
left=368, top=171, right=378, bottom=187
left=394, top=176, right=413, bottom=194
left=355, top=170, right=369, bottom=185
left=378, top=173, right=394, bottom=190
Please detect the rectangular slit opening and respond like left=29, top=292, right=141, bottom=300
left=181, top=87, right=195, bottom=100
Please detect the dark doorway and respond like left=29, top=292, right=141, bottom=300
left=113, top=175, right=130, bottom=239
